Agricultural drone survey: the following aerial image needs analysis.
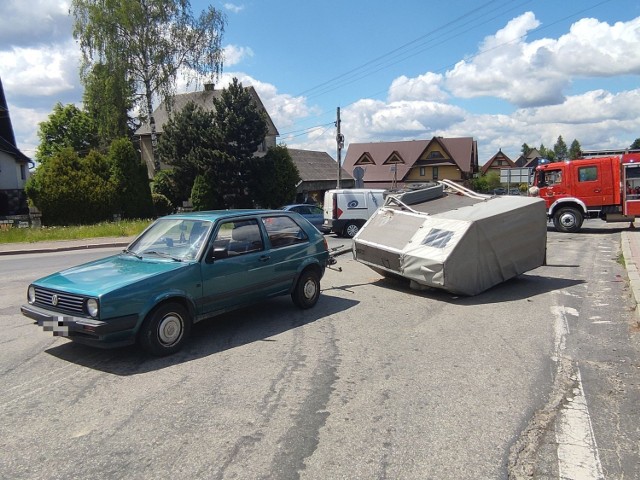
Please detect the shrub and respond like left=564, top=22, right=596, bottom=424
left=26, top=148, right=116, bottom=225
left=191, top=174, right=223, bottom=211
left=152, top=193, right=173, bottom=217
left=152, top=169, right=181, bottom=208
left=109, top=138, right=154, bottom=219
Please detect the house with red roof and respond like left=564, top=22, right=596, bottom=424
left=481, top=149, right=515, bottom=175
left=342, top=137, right=478, bottom=189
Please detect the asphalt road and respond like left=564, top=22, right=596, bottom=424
left=1, top=228, right=638, bottom=479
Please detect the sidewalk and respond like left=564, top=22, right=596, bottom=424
left=0, top=237, right=133, bottom=256
left=621, top=230, right=640, bottom=325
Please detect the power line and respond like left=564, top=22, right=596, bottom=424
left=293, top=0, right=614, bottom=134
left=296, top=0, right=534, bottom=101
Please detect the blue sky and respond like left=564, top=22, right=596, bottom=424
left=2, top=0, right=640, bottom=164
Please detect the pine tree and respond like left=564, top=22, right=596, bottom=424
left=553, top=135, right=568, bottom=161
left=569, top=139, right=582, bottom=160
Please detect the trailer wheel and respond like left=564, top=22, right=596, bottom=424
left=553, top=207, right=583, bottom=233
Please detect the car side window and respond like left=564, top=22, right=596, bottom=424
left=211, top=219, right=264, bottom=258
left=296, top=206, right=311, bottom=215
left=310, top=206, right=323, bottom=215
left=262, top=216, right=309, bottom=248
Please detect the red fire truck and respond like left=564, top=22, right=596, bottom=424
left=531, top=149, right=640, bottom=232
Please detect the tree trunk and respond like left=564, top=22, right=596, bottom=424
left=144, top=77, right=159, bottom=174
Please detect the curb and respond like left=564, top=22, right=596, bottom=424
left=621, top=231, right=640, bottom=326
left=0, top=241, right=353, bottom=258
left=0, top=241, right=131, bottom=256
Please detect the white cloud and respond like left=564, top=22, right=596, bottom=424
left=212, top=73, right=320, bottom=133
left=552, top=17, right=640, bottom=76
left=388, top=72, right=448, bottom=102
left=0, top=0, right=71, bottom=46
left=445, top=13, right=640, bottom=108
left=223, top=45, right=254, bottom=66
left=224, top=3, right=245, bottom=14
left=0, top=41, right=81, bottom=99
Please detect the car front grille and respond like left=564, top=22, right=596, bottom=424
left=34, top=287, right=86, bottom=315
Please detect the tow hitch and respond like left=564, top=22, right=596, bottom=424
left=327, top=245, right=344, bottom=272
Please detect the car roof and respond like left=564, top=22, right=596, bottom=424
left=159, top=209, right=286, bottom=222
left=281, top=204, right=317, bottom=209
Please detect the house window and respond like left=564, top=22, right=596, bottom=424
left=20, top=164, right=26, bottom=180
left=432, top=166, right=439, bottom=180
left=419, top=167, right=425, bottom=176
left=428, top=151, right=444, bottom=159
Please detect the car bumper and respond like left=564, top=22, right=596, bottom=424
left=21, top=304, right=139, bottom=348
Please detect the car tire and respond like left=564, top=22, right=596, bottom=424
left=292, top=269, right=321, bottom=309
left=139, top=302, right=191, bottom=356
left=553, top=207, right=583, bottom=233
left=343, top=221, right=360, bottom=238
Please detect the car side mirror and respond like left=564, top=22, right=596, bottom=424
left=206, top=247, right=228, bottom=263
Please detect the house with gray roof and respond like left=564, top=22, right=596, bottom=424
left=0, top=77, right=32, bottom=216
left=136, top=83, right=279, bottom=178
left=342, top=137, right=478, bottom=189
left=514, top=148, right=543, bottom=168
left=287, top=148, right=354, bottom=203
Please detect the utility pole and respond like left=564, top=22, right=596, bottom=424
left=336, top=107, right=344, bottom=188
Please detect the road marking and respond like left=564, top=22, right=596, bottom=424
left=551, top=306, right=604, bottom=480
left=556, top=370, right=604, bottom=480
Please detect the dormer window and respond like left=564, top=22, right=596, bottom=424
left=383, top=151, right=405, bottom=165
left=355, top=152, right=376, bottom=165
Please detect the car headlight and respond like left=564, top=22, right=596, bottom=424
left=86, top=298, right=99, bottom=318
left=27, top=285, right=35, bottom=304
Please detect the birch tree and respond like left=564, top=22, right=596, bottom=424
left=71, top=0, right=226, bottom=172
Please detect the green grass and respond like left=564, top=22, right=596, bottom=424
left=0, top=219, right=152, bottom=244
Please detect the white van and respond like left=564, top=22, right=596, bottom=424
left=322, top=188, right=386, bottom=238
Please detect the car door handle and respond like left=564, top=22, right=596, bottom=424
left=259, top=255, right=270, bottom=262
left=594, top=189, right=601, bottom=193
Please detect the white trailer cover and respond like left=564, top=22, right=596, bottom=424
left=353, top=195, right=547, bottom=296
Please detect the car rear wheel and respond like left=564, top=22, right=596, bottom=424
left=343, top=221, right=360, bottom=238
left=139, top=302, right=191, bottom=356
left=292, top=269, right=321, bottom=309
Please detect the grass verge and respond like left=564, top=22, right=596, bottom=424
left=0, top=219, right=152, bottom=244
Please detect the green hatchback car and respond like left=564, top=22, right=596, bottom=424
left=21, top=210, right=331, bottom=356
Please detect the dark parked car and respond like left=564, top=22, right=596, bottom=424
left=281, top=204, right=330, bottom=233
left=22, top=210, right=331, bottom=356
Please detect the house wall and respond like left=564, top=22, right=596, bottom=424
left=405, top=164, right=461, bottom=182
left=0, top=153, right=18, bottom=189
left=0, top=153, right=30, bottom=215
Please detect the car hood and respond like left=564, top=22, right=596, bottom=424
left=33, top=254, right=191, bottom=296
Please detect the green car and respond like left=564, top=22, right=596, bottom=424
left=21, top=210, right=331, bottom=356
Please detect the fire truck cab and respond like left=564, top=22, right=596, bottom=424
left=532, top=150, right=640, bottom=233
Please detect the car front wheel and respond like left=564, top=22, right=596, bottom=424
left=553, top=207, right=583, bottom=233
left=292, top=269, right=321, bottom=309
left=139, top=302, right=191, bottom=356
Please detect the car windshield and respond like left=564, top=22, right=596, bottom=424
left=128, top=218, right=212, bottom=261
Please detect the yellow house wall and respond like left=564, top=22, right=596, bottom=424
left=405, top=164, right=461, bottom=182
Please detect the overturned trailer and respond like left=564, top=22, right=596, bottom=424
left=353, top=180, right=548, bottom=296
